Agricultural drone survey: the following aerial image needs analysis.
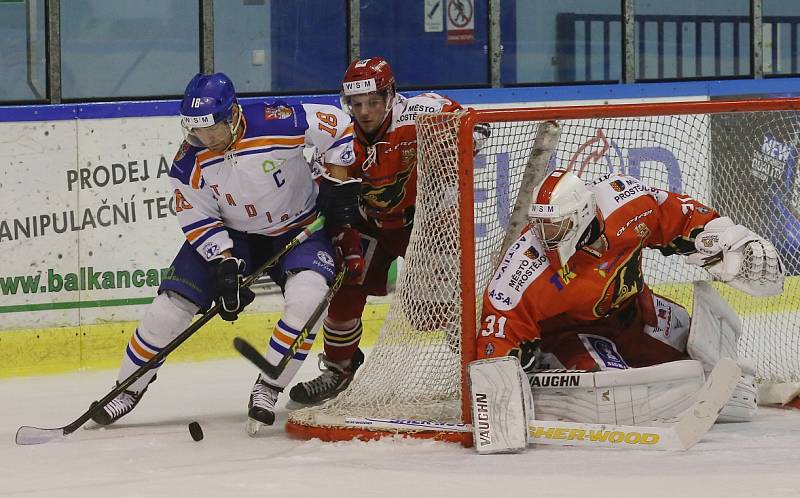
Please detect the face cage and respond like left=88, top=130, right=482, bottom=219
left=181, top=104, right=242, bottom=149
left=530, top=215, right=578, bottom=252
left=340, top=88, right=395, bottom=117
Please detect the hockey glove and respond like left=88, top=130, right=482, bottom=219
left=508, top=338, right=542, bottom=374
left=316, top=176, right=361, bottom=227
left=473, top=122, right=491, bottom=155
left=211, top=257, right=256, bottom=321
left=331, top=227, right=365, bottom=285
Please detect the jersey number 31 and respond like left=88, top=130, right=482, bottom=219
left=480, top=314, right=507, bottom=338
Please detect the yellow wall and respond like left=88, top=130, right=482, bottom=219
left=0, top=304, right=388, bottom=378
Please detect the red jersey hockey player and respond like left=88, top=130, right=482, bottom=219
left=289, top=57, right=475, bottom=405
left=478, top=168, right=784, bottom=422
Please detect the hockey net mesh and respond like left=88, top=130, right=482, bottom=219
left=289, top=103, right=800, bottom=436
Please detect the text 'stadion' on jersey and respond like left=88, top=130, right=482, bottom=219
left=478, top=173, right=719, bottom=358
left=170, top=102, right=355, bottom=261
left=351, top=92, right=462, bottom=228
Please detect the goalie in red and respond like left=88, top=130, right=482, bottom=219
left=288, top=57, right=483, bottom=405
left=476, top=168, right=784, bottom=426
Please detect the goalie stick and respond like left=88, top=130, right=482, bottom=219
left=14, top=217, right=327, bottom=446
left=335, top=358, right=740, bottom=451
left=233, top=266, right=347, bottom=379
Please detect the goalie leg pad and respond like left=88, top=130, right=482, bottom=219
left=687, top=280, right=742, bottom=374
left=530, top=360, right=705, bottom=425
left=468, top=356, right=531, bottom=454
left=718, top=357, right=758, bottom=422
left=685, top=282, right=758, bottom=422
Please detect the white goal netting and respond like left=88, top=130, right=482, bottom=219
left=288, top=100, right=800, bottom=440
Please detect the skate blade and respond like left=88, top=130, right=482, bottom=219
left=285, top=399, right=315, bottom=410
left=246, top=418, right=266, bottom=437
left=83, top=419, right=103, bottom=430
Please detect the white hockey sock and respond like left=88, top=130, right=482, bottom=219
left=116, top=291, right=197, bottom=392
left=263, top=271, right=328, bottom=388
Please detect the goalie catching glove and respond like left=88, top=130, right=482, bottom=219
left=211, top=256, right=255, bottom=321
left=686, top=217, right=784, bottom=296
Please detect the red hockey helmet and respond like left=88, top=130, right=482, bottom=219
left=340, top=57, right=397, bottom=116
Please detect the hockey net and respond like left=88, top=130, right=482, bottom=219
left=287, top=98, right=800, bottom=443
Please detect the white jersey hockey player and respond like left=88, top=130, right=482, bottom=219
left=90, top=72, right=355, bottom=434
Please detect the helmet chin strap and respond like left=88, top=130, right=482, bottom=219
left=222, top=104, right=244, bottom=152
left=578, top=215, right=604, bottom=248
left=545, top=215, right=605, bottom=271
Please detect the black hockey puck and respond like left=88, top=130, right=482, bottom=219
left=188, top=421, right=204, bottom=441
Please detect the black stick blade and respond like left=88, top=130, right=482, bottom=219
left=233, top=337, right=279, bottom=378
left=16, top=426, right=67, bottom=445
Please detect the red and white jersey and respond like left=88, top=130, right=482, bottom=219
left=170, top=102, right=354, bottom=261
left=349, top=92, right=462, bottom=228
left=478, top=173, right=720, bottom=358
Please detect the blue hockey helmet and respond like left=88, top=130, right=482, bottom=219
left=179, top=72, right=241, bottom=148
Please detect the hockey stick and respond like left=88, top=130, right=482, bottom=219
left=335, top=358, right=740, bottom=451
left=232, top=266, right=347, bottom=379
left=15, top=216, right=326, bottom=446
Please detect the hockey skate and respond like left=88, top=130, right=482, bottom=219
left=89, top=375, right=157, bottom=426
left=289, top=349, right=364, bottom=405
left=246, top=377, right=281, bottom=436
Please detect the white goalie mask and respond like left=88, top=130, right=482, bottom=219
left=528, top=169, right=598, bottom=269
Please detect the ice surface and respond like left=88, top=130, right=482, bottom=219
left=2, top=355, right=799, bottom=498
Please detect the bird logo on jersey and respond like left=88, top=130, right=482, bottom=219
left=594, top=246, right=644, bottom=317
left=361, top=163, right=414, bottom=210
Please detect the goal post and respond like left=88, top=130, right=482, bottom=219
left=286, top=97, right=800, bottom=444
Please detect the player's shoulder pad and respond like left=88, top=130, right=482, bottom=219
left=394, top=93, right=459, bottom=127
left=301, top=102, right=351, bottom=129
left=241, top=100, right=309, bottom=137
left=407, top=92, right=460, bottom=112
left=486, top=231, right=549, bottom=311
left=593, top=172, right=657, bottom=214
left=169, top=140, right=200, bottom=185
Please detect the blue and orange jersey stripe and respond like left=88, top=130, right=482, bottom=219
left=262, top=209, right=318, bottom=236
left=182, top=217, right=226, bottom=247
left=189, top=135, right=307, bottom=189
